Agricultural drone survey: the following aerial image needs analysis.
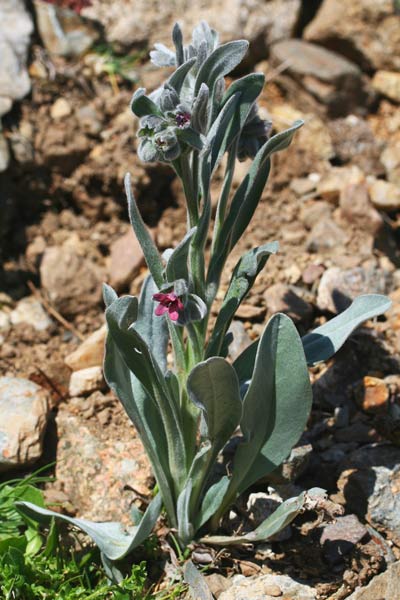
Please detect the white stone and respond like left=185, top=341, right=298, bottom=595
left=10, top=296, right=52, bottom=331
left=50, top=98, right=72, bottom=120
left=69, top=366, right=105, bottom=397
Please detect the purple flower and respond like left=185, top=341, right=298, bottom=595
left=153, top=292, right=184, bottom=321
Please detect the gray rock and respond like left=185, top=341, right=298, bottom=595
left=320, top=514, right=368, bottom=564
left=34, top=0, right=100, bottom=57
left=0, top=0, right=33, bottom=116
left=317, top=266, right=389, bottom=313
left=304, top=0, right=400, bottom=72
left=10, top=296, right=53, bottom=331
left=270, top=39, right=371, bottom=117
left=306, top=218, right=349, bottom=254
left=40, top=244, right=102, bottom=317
left=337, top=444, right=400, bottom=546
left=218, top=573, right=316, bottom=600
left=0, top=377, right=49, bottom=472
left=268, top=444, right=313, bottom=485
left=346, top=560, right=400, bottom=600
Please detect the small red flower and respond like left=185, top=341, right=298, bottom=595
left=153, top=292, right=184, bottom=322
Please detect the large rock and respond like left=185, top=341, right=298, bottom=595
left=0, top=377, right=49, bottom=472
left=346, top=561, right=400, bottom=600
left=0, top=0, right=33, bottom=117
left=336, top=444, right=400, bottom=546
left=40, top=244, right=102, bottom=317
left=53, top=405, right=152, bottom=521
left=270, top=39, right=371, bottom=117
left=317, top=266, right=389, bottom=313
left=304, top=0, right=400, bottom=72
left=84, top=0, right=301, bottom=61
left=218, top=573, right=316, bottom=600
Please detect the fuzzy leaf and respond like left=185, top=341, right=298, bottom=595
left=229, top=313, right=312, bottom=496
left=177, top=480, right=194, bottom=545
left=206, top=243, right=278, bottom=357
left=200, top=492, right=306, bottom=546
left=166, top=227, right=197, bottom=283
left=195, top=476, right=230, bottom=530
left=187, top=357, right=242, bottom=452
left=125, top=173, right=164, bottom=288
left=195, top=40, right=249, bottom=95
left=184, top=560, right=213, bottom=600
left=168, top=57, right=197, bottom=94
left=191, top=83, right=209, bottom=134
left=303, top=294, right=392, bottom=366
left=130, top=88, right=162, bottom=118
left=16, top=495, right=162, bottom=561
left=176, top=127, right=204, bottom=151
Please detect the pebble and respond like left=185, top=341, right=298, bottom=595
left=10, top=296, right=53, bottom=331
left=381, top=141, right=400, bottom=186
left=69, top=366, right=105, bottom=397
left=235, top=303, right=266, bottom=320
left=372, top=71, right=400, bottom=104
left=317, top=166, right=364, bottom=204
left=306, top=218, right=349, bottom=254
left=65, top=324, right=107, bottom=371
left=300, top=201, right=332, bottom=230
left=302, top=264, right=324, bottom=285
left=368, top=178, right=400, bottom=212
left=0, top=377, right=50, bottom=472
left=354, top=376, right=390, bottom=414
left=50, top=98, right=72, bottom=120
left=339, top=182, right=383, bottom=236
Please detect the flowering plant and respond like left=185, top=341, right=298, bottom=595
left=18, top=22, right=391, bottom=575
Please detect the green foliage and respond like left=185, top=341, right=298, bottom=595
left=18, top=19, right=392, bottom=581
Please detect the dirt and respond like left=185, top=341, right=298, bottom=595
left=1, top=22, right=400, bottom=599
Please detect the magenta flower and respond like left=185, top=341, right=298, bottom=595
left=153, top=292, right=184, bottom=322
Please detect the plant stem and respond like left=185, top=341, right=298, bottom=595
left=180, top=153, right=198, bottom=228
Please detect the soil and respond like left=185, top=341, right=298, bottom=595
left=1, top=24, right=400, bottom=600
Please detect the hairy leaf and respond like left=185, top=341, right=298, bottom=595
left=194, top=40, right=249, bottom=95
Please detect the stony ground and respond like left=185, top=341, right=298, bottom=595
left=1, top=1, right=400, bottom=598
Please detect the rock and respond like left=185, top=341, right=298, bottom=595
left=381, top=141, right=400, bottom=186
left=354, top=376, right=390, bottom=414
left=320, top=514, right=368, bottom=565
left=264, top=283, right=314, bottom=323
left=228, top=320, right=252, bottom=362
left=297, top=114, right=334, bottom=161
left=69, top=366, right=105, bottom=397
left=300, top=201, right=332, bottom=230
left=40, top=244, right=102, bottom=317
left=317, top=266, right=388, bottom=313
left=267, top=444, right=313, bottom=485
left=337, top=444, right=400, bottom=545
left=75, top=104, right=102, bottom=135
left=53, top=407, right=152, bottom=521
left=339, top=182, right=383, bottom=235
left=218, top=573, right=316, bottom=600
left=34, top=0, right=100, bottom=57
left=206, top=573, right=232, bottom=598
left=368, top=178, right=400, bottom=212
left=306, top=219, right=349, bottom=254
left=0, top=0, right=33, bottom=116
left=50, top=98, right=72, bottom=120
left=302, top=264, right=325, bottom=285
left=328, top=115, right=384, bottom=176
left=372, top=71, right=400, bottom=104
left=0, top=131, right=10, bottom=173
left=0, top=377, right=49, bottom=472
left=65, top=324, right=106, bottom=371
left=85, top=0, right=301, bottom=62
left=270, top=39, right=370, bottom=117
left=108, top=228, right=154, bottom=291
left=235, top=303, right=266, bottom=320
left=10, top=296, right=53, bottom=331
left=317, top=166, right=365, bottom=204
left=346, top=561, right=400, bottom=600
left=290, top=177, right=317, bottom=197
left=304, top=0, right=400, bottom=72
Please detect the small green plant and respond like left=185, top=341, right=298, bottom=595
left=18, top=20, right=391, bottom=577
